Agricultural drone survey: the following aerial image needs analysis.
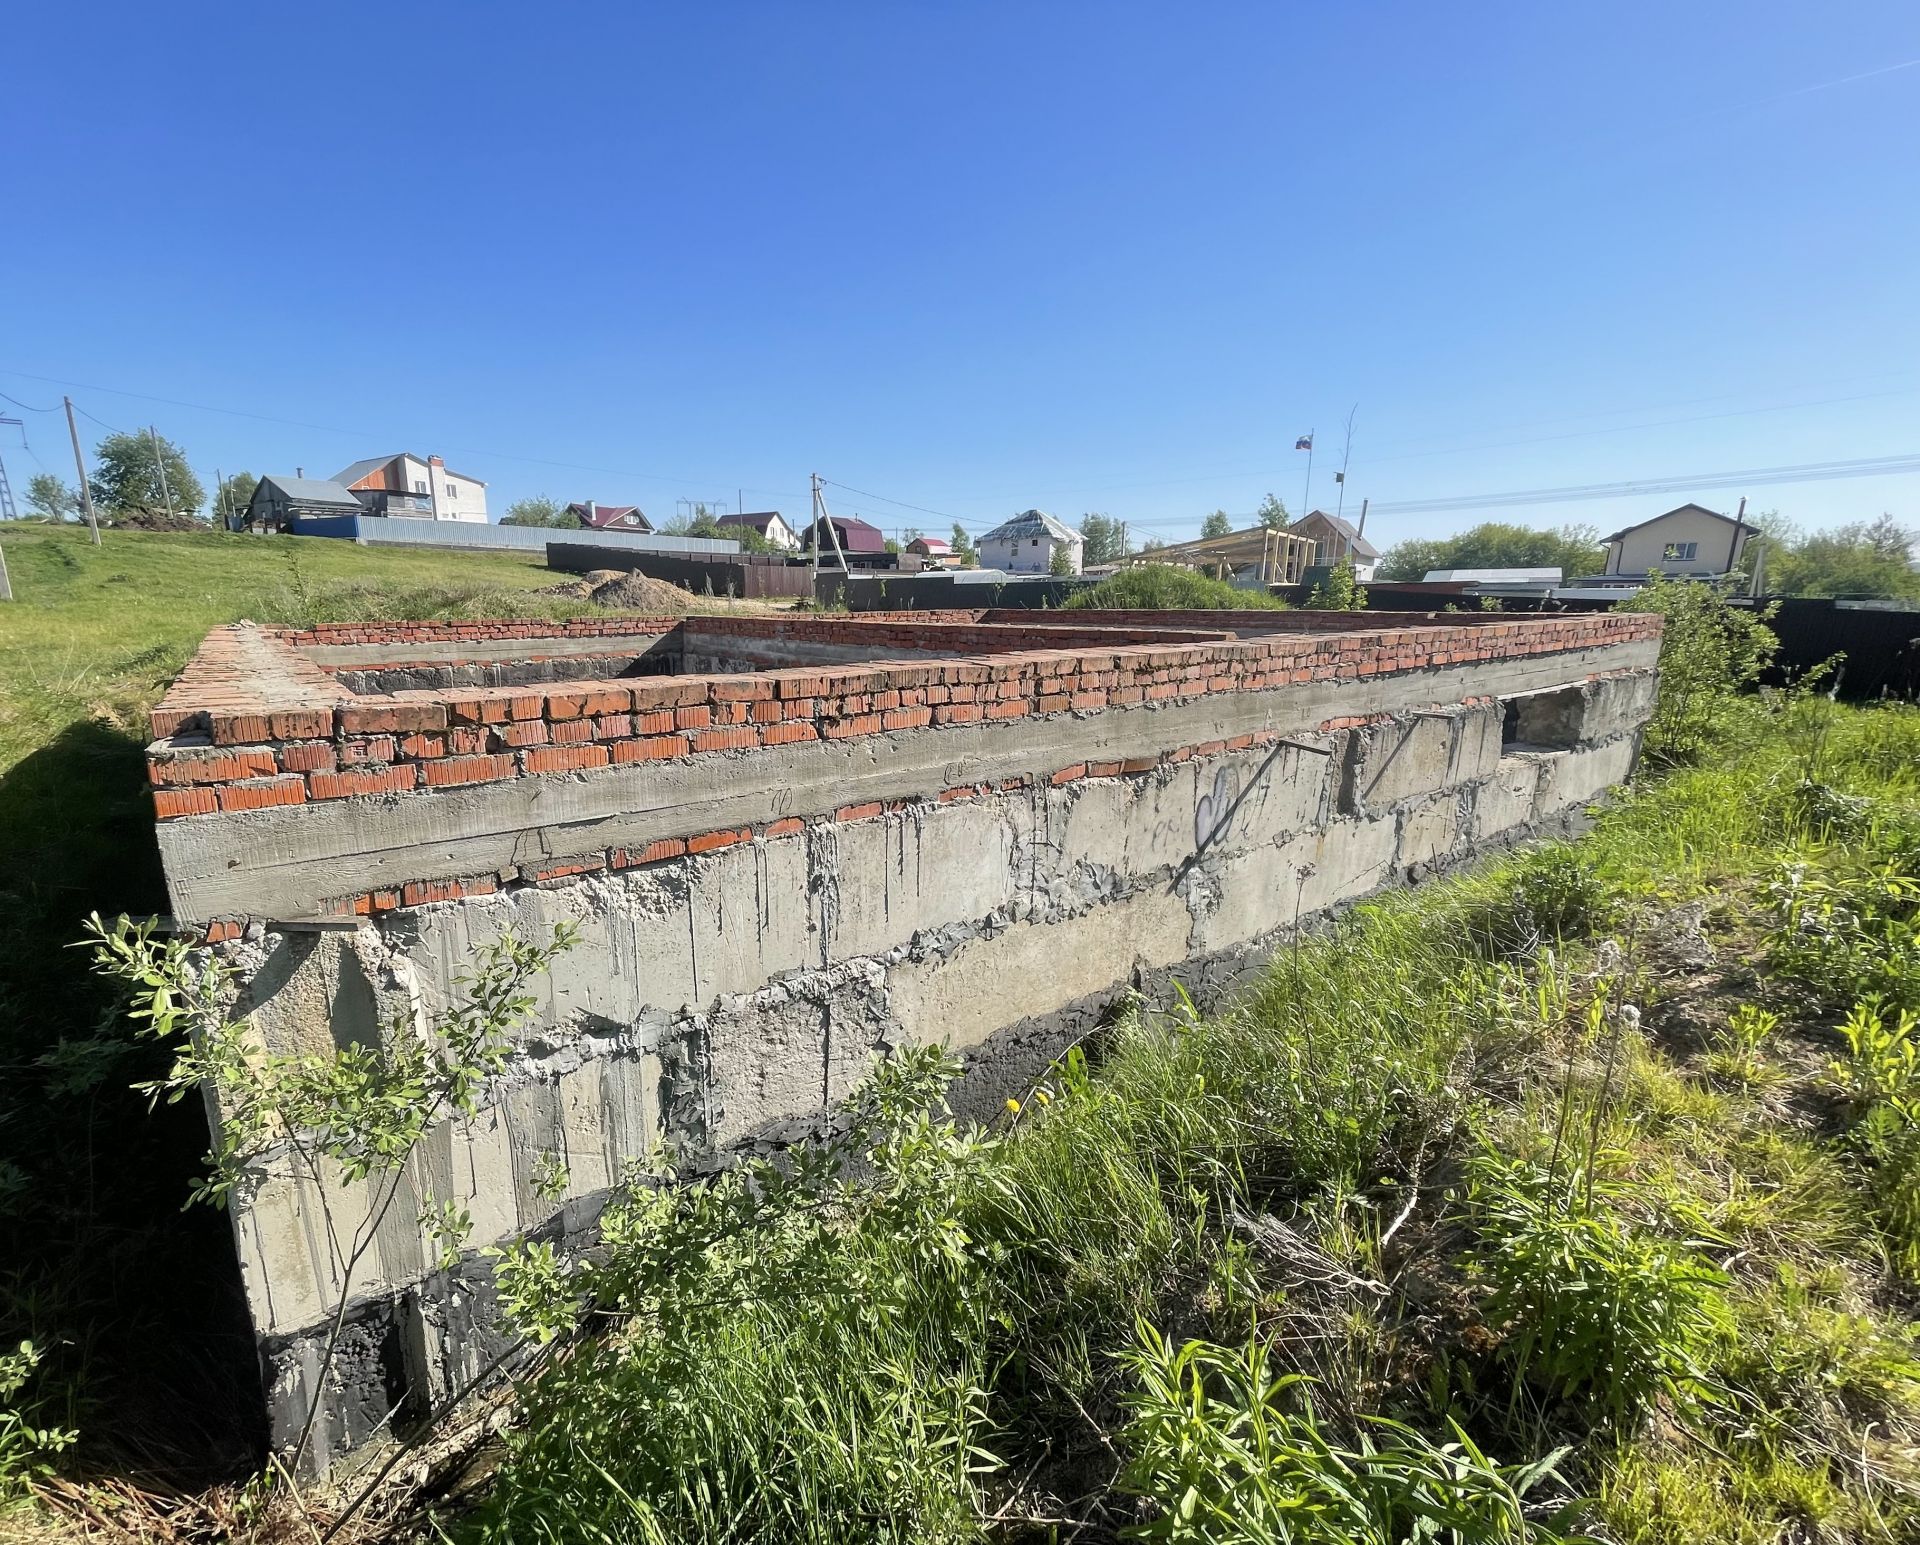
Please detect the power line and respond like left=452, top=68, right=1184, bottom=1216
left=0, top=390, right=61, bottom=414
left=818, top=478, right=961, bottom=524
left=1354, top=453, right=1920, bottom=517
left=74, top=403, right=129, bottom=437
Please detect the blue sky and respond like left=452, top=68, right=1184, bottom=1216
left=3, top=2, right=1917, bottom=551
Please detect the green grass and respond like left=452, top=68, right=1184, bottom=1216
left=0, top=523, right=597, bottom=1489
left=460, top=700, right=1920, bottom=1543
left=0, top=521, right=577, bottom=778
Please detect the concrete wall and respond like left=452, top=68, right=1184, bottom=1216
left=143, top=610, right=1660, bottom=1475
left=282, top=515, right=741, bottom=557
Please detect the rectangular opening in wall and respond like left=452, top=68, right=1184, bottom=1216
left=1502, top=684, right=1584, bottom=751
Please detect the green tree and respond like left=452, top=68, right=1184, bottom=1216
left=950, top=523, right=977, bottom=566
left=213, top=471, right=257, bottom=525
left=1255, top=493, right=1290, bottom=529
left=90, top=430, right=205, bottom=519
left=23, top=473, right=75, bottom=521
left=1763, top=515, right=1920, bottom=600
left=1623, top=577, right=1779, bottom=765
left=1305, top=557, right=1367, bottom=610
left=1080, top=513, right=1132, bottom=565
left=1201, top=510, right=1233, bottom=540
left=501, top=495, right=575, bottom=528
left=1049, top=543, right=1075, bottom=576
left=1377, top=521, right=1604, bottom=582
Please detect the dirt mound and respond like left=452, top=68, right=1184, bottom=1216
left=585, top=570, right=692, bottom=614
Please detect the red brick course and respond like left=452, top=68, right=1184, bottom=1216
left=150, top=615, right=1661, bottom=842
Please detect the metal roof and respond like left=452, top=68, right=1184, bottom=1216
left=1601, top=503, right=1741, bottom=543
left=1290, top=509, right=1380, bottom=560
left=567, top=503, right=653, bottom=530
left=330, top=453, right=488, bottom=488
left=979, top=509, right=1082, bottom=545
left=255, top=476, right=362, bottom=507
left=1424, top=567, right=1564, bottom=583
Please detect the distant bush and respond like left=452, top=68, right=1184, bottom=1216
left=1064, top=564, right=1286, bottom=611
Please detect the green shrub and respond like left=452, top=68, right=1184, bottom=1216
left=1117, top=1324, right=1579, bottom=1543
left=1464, top=1157, right=1732, bottom=1423
left=0, top=1341, right=75, bottom=1501
left=1304, top=558, right=1367, bottom=611
left=1064, top=563, right=1287, bottom=611
left=1765, top=861, right=1920, bottom=1014
left=1622, top=579, right=1778, bottom=766
left=1511, top=848, right=1608, bottom=941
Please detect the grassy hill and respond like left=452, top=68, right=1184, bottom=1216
left=0, top=524, right=653, bottom=1493
left=0, top=522, right=583, bottom=782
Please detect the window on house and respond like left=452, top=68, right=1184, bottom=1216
left=446, top=482, right=458, bottom=496
left=1032, top=537, right=1040, bottom=546
left=414, top=479, right=427, bottom=494
left=1662, top=541, right=1698, bottom=561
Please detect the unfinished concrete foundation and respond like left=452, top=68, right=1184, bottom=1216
left=146, top=606, right=1660, bottom=1474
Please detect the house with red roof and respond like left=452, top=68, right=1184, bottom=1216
left=566, top=501, right=654, bottom=533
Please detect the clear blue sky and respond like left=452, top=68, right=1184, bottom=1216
left=3, top=2, right=1917, bottom=551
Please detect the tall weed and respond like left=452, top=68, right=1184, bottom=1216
left=1116, top=1324, right=1581, bottom=1544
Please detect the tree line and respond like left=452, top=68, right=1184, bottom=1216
left=18, top=430, right=264, bottom=527
left=1375, top=515, right=1920, bottom=601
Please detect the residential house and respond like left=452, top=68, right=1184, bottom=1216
left=239, top=475, right=363, bottom=532
left=718, top=511, right=800, bottom=550
left=905, top=534, right=960, bottom=568
left=800, top=514, right=887, bottom=556
left=566, top=501, right=654, bottom=532
left=1288, top=510, right=1380, bottom=581
left=978, top=510, right=1084, bottom=575
left=333, top=453, right=488, bottom=522
left=1601, top=504, right=1752, bottom=578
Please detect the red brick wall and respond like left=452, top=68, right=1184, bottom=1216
left=148, top=613, right=1660, bottom=827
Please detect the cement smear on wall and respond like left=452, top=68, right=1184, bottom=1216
left=146, top=614, right=1660, bottom=1475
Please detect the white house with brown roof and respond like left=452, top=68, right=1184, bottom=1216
left=1601, top=504, right=1752, bottom=578
left=332, top=454, right=488, bottom=522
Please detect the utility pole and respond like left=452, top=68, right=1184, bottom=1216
left=0, top=417, right=19, bottom=520
left=810, top=473, right=850, bottom=582
left=1334, top=404, right=1358, bottom=525
left=149, top=425, right=175, bottom=519
left=1299, top=429, right=1315, bottom=529
left=0, top=418, right=14, bottom=600
left=63, top=397, right=100, bottom=545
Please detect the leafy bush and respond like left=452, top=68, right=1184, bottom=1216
left=1511, top=848, right=1608, bottom=941
left=1117, top=1324, right=1579, bottom=1543
left=1464, top=1157, right=1731, bottom=1423
left=1065, top=563, right=1287, bottom=610
left=1622, top=579, right=1778, bottom=765
left=0, top=1340, right=75, bottom=1501
left=1305, top=558, right=1367, bottom=610
left=1765, top=860, right=1920, bottom=1014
